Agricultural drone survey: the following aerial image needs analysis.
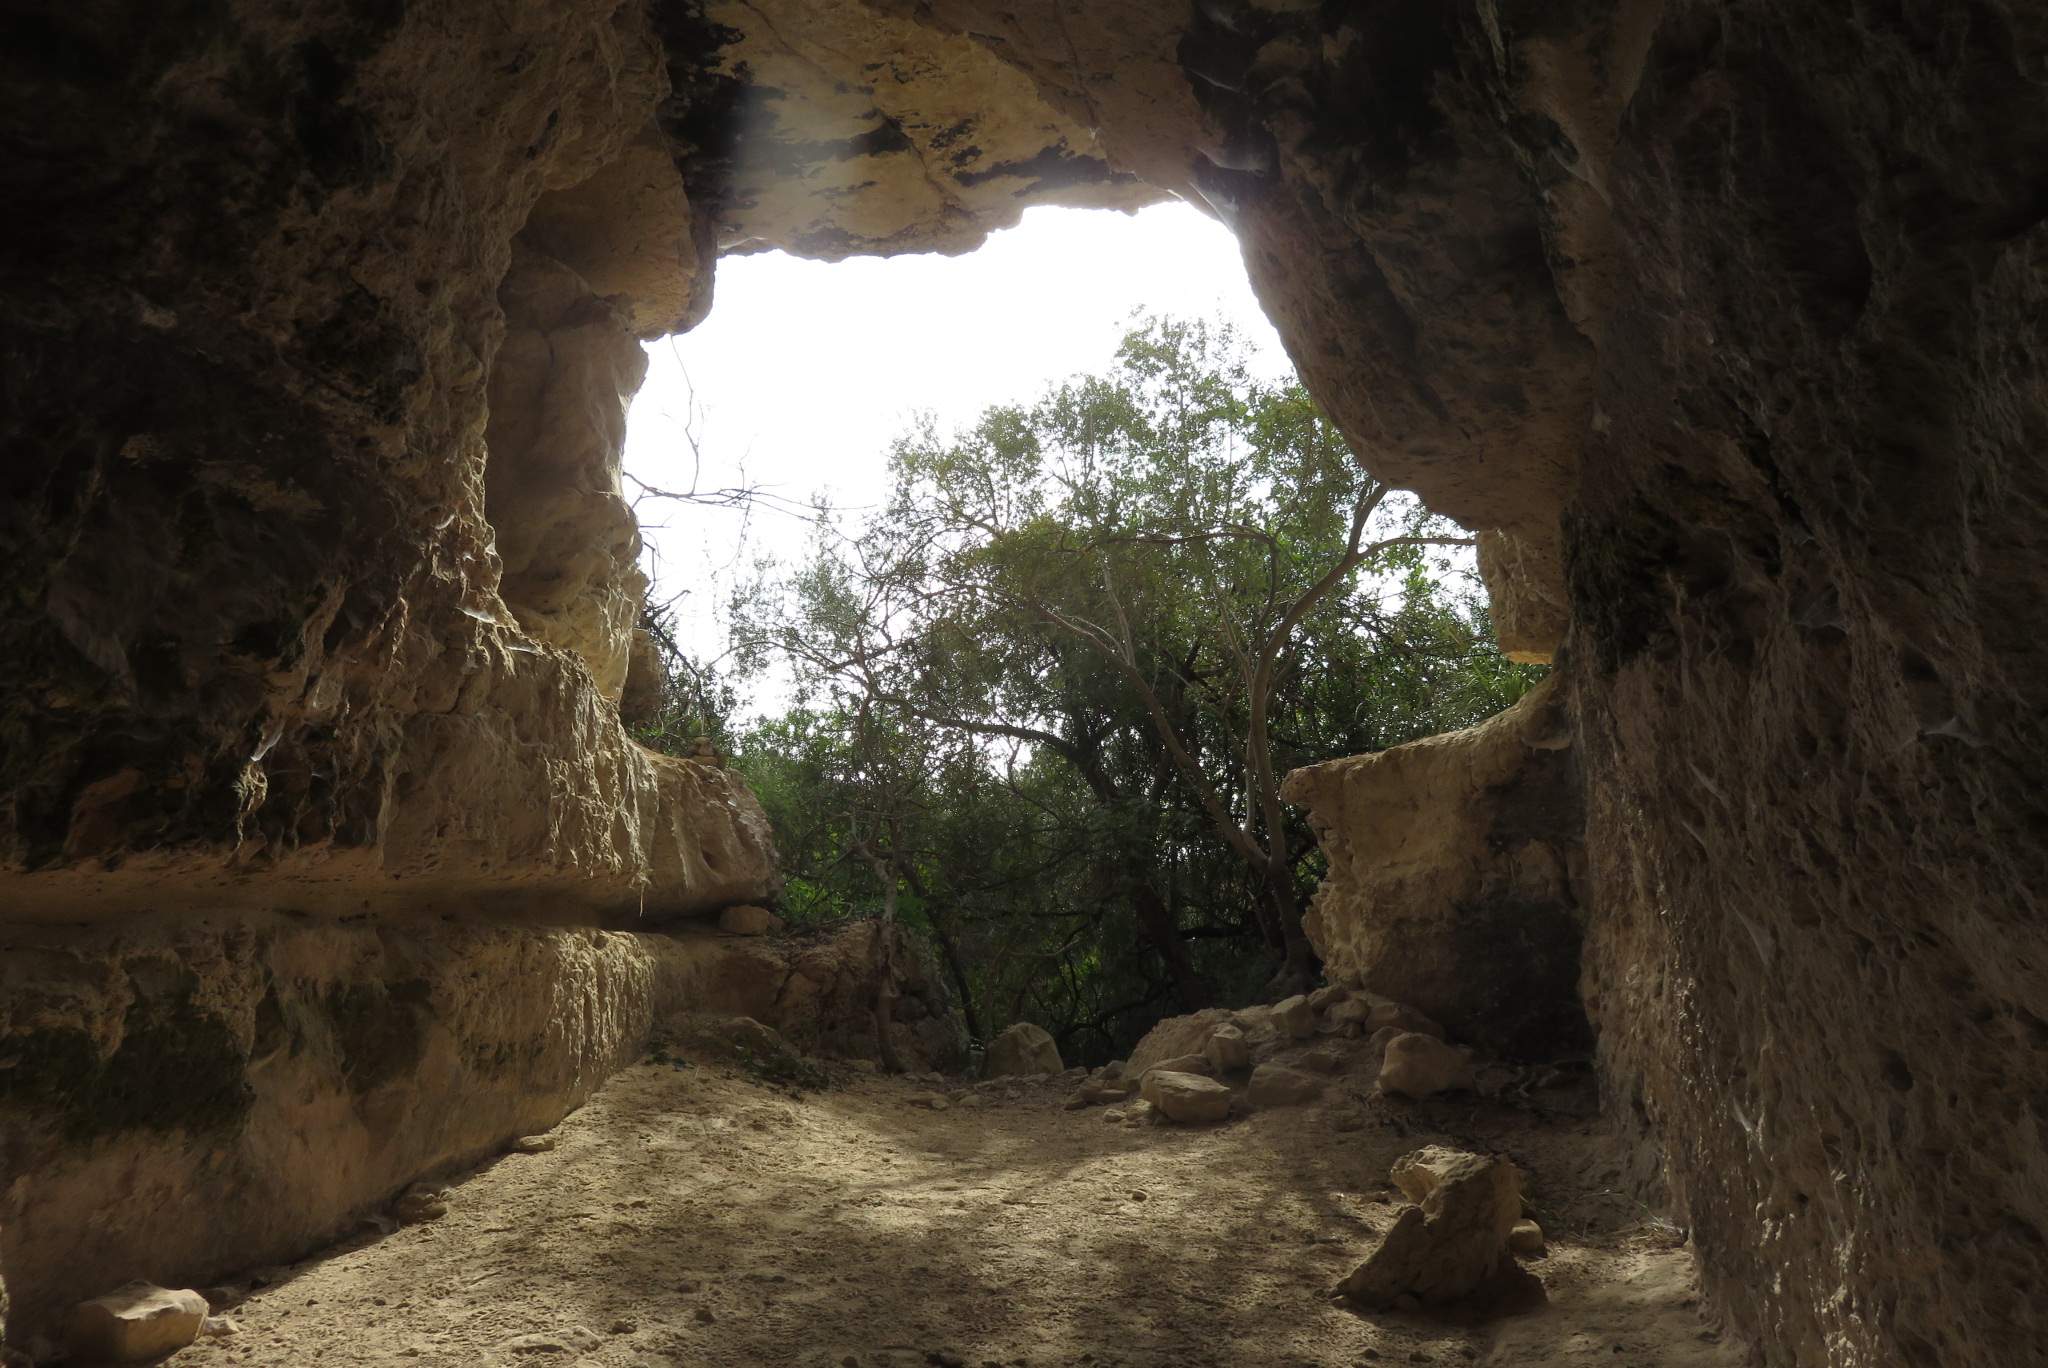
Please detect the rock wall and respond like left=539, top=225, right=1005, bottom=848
left=7, top=0, right=2048, bottom=1364
left=1282, top=677, right=1589, bottom=1062
left=869, top=2, right=2048, bottom=1364
left=0, top=913, right=937, bottom=1343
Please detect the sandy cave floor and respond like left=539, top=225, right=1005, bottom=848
left=186, top=1042, right=1742, bottom=1368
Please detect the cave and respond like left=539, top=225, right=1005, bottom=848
left=3, top=1, right=2045, bottom=1365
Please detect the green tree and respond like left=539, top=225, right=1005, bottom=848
left=727, top=316, right=1542, bottom=1058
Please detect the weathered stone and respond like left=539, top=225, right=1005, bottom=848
left=1296, top=1047, right=1343, bottom=1075
left=68, top=1283, right=209, bottom=1364
left=1284, top=680, right=1587, bottom=1061
left=1140, top=1070, right=1232, bottom=1124
left=718, top=905, right=785, bottom=936
left=1338, top=1149, right=1521, bottom=1308
left=511, top=1134, right=558, bottom=1154
left=1147, top=1053, right=1215, bottom=1077
left=1126, top=1008, right=1238, bottom=1075
left=1247, top=1064, right=1327, bottom=1109
left=1273, top=995, right=1318, bottom=1039
left=1309, top=985, right=1347, bottom=1012
left=1204, top=1024, right=1250, bottom=1073
left=1378, top=1035, right=1475, bottom=1100
left=985, top=1022, right=1062, bottom=1078
left=1508, top=1221, right=1546, bottom=1256
left=1382, top=1037, right=1455, bottom=1097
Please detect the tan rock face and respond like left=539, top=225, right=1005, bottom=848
left=710, top=0, right=1159, bottom=260
left=1283, top=678, right=1589, bottom=1060
left=0, top=914, right=949, bottom=1340
left=9, top=0, right=2048, bottom=1362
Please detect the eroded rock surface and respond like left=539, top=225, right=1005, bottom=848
left=1284, top=677, right=1590, bottom=1060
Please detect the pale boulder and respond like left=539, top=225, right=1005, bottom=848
left=1378, top=1032, right=1474, bottom=1098
left=69, top=1283, right=209, bottom=1364
left=1247, top=1063, right=1327, bottom=1108
left=986, top=1021, right=1063, bottom=1077
left=1337, top=1148, right=1522, bottom=1308
left=1204, top=1024, right=1250, bottom=1072
left=1140, top=1069, right=1233, bottom=1123
left=718, top=904, right=785, bottom=935
left=1273, top=994, right=1318, bottom=1039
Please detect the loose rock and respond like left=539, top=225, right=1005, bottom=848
left=1378, top=1033, right=1474, bottom=1098
left=985, top=1022, right=1063, bottom=1077
left=1204, top=1024, right=1250, bottom=1072
left=1273, top=994, right=1318, bottom=1039
left=1337, top=1148, right=1522, bottom=1308
left=510, top=1134, right=557, bottom=1154
left=1247, top=1063, right=1327, bottom=1108
left=1509, top=1220, right=1546, bottom=1255
left=1140, top=1069, right=1232, bottom=1123
left=1297, top=1046, right=1343, bottom=1074
left=68, top=1283, right=209, bottom=1364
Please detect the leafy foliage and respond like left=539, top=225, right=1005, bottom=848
left=704, top=317, right=1540, bottom=1064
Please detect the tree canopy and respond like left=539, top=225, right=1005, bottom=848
left=652, top=316, right=1543, bottom=1065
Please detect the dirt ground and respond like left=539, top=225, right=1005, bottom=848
left=182, top=1031, right=1741, bottom=1368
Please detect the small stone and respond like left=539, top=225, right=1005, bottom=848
left=1064, top=1092, right=1092, bottom=1111
left=198, top=1316, right=240, bottom=1338
left=64, top=1287, right=203, bottom=1368
left=609, top=1319, right=638, bottom=1334
left=1123, top=1099, right=1158, bottom=1125
left=1247, top=1063, right=1327, bottom=1108
left=1377, top=1034, right=1474, bottom=1099
left=1141, top=1070, right=1233, bottom=1123
left=1297, top=1046, right=1343, bottom=1074
left=511, top=1134, right=557, bottom=1154
left=1204, top=1024, right=1250, bottom=1073
left=718, top=904, right=784, bottom=935
left=926, top=1352, right=967, bottom=1368
left=1102, top=1108, right=1127, bottom=1123
left=1148, top=1053, right=1214, bottom=1077
left=694, top=1307, right=716, bottom=1324
left=1058, top=1065, right=1088, bottom=1081
left=1273, top=994, right=1318, bottom=1039
left=1508, top=1219, right=1546, bottom=1255
left=956, top=1093, right=985, bottom=1109
left=1309, top=985, right=1347, bottom=1011
left=1101, top=1059, right=1128, bottom=1079
left=985, top=1022, right=1063, bottom=1077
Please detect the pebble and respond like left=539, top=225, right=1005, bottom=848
left=510, top=1134, right=557, bottom=1154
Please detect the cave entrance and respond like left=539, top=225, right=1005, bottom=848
left=619, top=200, right=1290, bottom=716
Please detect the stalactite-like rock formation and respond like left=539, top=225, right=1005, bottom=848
left=3, top=0, right=2046, bottom=1363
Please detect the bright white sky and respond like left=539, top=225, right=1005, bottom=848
left=622, top=200, right=1295, bottom=706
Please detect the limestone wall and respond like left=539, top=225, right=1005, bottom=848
left=0, top=913, right=945, bottom=1343
left=1282, top=678, right=1589, bottom=1062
